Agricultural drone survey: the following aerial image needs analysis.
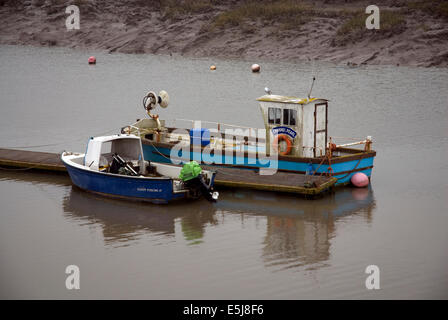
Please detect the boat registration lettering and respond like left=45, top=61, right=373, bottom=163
left=137, top=187, right=162, bottom=192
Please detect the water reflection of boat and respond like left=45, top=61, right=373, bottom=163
left=62, top=187, right=217, bottom=245
left=215, top=186, right=374, bottom=217
left=216, top=187, right=375, bottom=271
left=1, top=170, right=375, bottom=271
left=64, top=183, right=374, bottom=265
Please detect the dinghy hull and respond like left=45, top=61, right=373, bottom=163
left=63, top=159, right=185, bottom=204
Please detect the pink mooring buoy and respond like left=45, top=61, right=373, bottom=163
left=351, top=172, right=369, bottom=188
left=88, top=56, right=96, bottom=65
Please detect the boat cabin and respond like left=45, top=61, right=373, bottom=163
left=257, top=95, right=329, bottom=157
left=84, top=134, right=145, bottom=173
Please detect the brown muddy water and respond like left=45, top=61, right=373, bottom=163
left=0, top=45, right=447, bottom=299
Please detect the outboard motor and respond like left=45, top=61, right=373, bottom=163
left=179, top=161, right=218, bottom=202
left=184, top=175, right=217, bottom=202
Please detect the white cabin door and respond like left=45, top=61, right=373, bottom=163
left=314, top=102, right=328, bottom=157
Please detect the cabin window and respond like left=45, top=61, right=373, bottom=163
left=283, top=109, right=297, bottom=126
left=283, top=109, right=289, bottom=125
left=101, top=142, right=112, bottom=155
left=268, top=107, right=281, bottom=124
left=268, top=107, right=274, bottom=124
left=99, top=141, right=112, bottom=168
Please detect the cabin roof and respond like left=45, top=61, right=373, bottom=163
left=85, top=134, right=143, bottom=170
left=90, top=134, right=140, bottom=143
left=257, top=95, right=328, bottom=105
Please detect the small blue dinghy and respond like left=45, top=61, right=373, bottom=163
left=61, top=134, right=218, bottom=204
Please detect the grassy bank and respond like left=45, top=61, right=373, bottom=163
left=406, top=0, right=448, bottom=20
left=210, top=0, right=314, bottom=30
left=161, top=0, right=214, bottom=20
left=336, top=10, right=406, bottom=37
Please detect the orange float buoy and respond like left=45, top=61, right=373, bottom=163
left=88, top=56, right=96, bottom=64
left=251, top=63, right=260, bottom=72
left=210, top=65, right=216, bottom=70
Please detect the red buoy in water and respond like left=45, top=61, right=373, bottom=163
left=88, top=56, right=96, bottom=64
left=251, top=63, right=260, bottom=72
left=351, top=172, right=369, bottom=188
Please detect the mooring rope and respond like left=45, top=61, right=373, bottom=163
left=335, top=158, right=363, bottom=181
left=1, top=128, right=117, bottom=150
left=0, top=143, right=63, bottom=149
left=147, top=139, right=175, bottom=162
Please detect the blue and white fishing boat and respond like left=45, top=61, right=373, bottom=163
left=61, top=134, right=218, bottom=204
left=123, top=88, right=376, bottom=186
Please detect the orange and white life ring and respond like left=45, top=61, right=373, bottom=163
left=273, top=134, right=292, bottom=156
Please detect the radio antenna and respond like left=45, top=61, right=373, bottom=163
left=307, top=76, right=316, bottom=99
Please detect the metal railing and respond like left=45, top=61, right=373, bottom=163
left=174, top=118, right=260, bottom=138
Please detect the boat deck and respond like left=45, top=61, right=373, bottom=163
left=0, top=148, right=337, bottom=197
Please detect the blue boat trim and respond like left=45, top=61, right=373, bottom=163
left=149, top=149, right=373, bottom=175
left=142, top=141, right=375, bottom=186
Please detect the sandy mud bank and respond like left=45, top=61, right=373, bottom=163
left=1, top=0, right=447, bottom=67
